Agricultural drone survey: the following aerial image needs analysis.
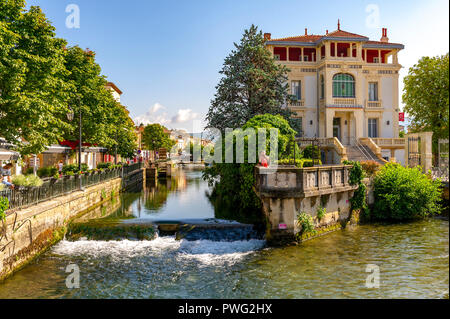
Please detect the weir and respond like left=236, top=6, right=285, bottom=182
left=254, top=164, right=358, bottom=244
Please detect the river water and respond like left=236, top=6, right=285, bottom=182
left=0, top=169, right=448, bottom=299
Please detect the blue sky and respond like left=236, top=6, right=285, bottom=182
left=28, top=0, right=449, bottom=132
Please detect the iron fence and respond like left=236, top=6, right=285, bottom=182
left=0, top=162, right=143, bottom=212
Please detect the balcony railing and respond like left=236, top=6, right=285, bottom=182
left=289, top=100, right=305, bottom=107
left=332, top=98, right=356, bottom=106
left=366, top=100, right=382, bottom=108
left=371, top=138, right=406, bottom=148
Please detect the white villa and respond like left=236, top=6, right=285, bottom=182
left=265, top=22, right=406, bottom=164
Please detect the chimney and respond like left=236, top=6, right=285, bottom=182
left=305, top=28, right=308, bottom=35
left=264, top=33, right=271, bottom=41
left=380, top=28, right=389, bottom=43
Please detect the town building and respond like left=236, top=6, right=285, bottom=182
left=265, top=22, right=406, bottom=163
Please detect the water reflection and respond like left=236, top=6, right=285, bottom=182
left=83, top=168, right=256, bottom=224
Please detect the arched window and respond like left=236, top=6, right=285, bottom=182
left=332, top=74, right=355, bottom=98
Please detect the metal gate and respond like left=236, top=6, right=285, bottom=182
left=432, top=139, right=449, bottom=182
left=407, top=136, right=421, bottom=168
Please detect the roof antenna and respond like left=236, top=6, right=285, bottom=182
left=338, top=19, right=341, bottom=30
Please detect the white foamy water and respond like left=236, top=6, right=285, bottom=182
left=52, top=237, right=266, bottom=266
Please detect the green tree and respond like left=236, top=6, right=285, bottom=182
left=142, top=123, right=174, bottom=151
left=0, top=2, right=72, bottom=155
left=205, top=25, right=298, bottom=133
left=203, top=114, right=297, bottom=214
left=403, top=54, right=449, bottom=146
left=63, top=46, right=136, bottom=158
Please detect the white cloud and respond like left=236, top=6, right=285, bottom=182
left=171, top=109, right=200, bottom=124
left=134, top=104, right=204, bottom=132
left=150, top=103, right=164, bottom=113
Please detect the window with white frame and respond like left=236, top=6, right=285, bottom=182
left=292, top=81, right=301, bottom=100
left=368, top=118, right=378, bottom=138
left=368, top=82, right=378, bottom=101
left=332, top=73, right=355, bottom=98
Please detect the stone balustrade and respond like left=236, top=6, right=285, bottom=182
left=255, top=164, right=355, bottom=198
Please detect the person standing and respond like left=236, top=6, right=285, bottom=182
left=1, top=163, right=14, bottom=189
left=57, top=160, right=64, bottom=175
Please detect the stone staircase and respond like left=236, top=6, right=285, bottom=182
left=345, top=145, right=385, bottom=164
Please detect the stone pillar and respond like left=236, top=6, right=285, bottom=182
left=325, top=42, right=331, bottom=58
left=301, top=47, right=304, bottom=62
left=390, top=149, right=396, bottom=162
left=420, top=132, right=433, bottom=173
left=325, top=108, right=335, bottom=138
left=354, top=109, right=364, bottom=139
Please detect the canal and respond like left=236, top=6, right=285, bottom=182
left=0, top=168, right=448, bottom=298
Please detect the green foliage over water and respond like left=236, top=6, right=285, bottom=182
left=203, top=114, right=297, bottom=215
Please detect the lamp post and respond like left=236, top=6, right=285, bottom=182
left=115, top=128, right=118, bottom=165
left=67, top=100, right=83, bottom=191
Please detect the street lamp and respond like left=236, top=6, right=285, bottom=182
left=67, top=101, right=83, bottom=191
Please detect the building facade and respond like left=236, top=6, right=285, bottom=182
left=265, top=23, right=405, bottom=162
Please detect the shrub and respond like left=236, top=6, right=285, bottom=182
left=37, top=167, right=58, bottom=178
left=317, top=206, right=326, bottom=220
left=0, top=197, right=9, bottom=220
left=372, top=163, right=442, bottom=220
left=277, top=158, right=322, bottom=167
left=97, top=162, right=113, bottom=169
left=360, top=160, right=381, bottom=178
left=24, top=167, right=34, bottom=175
left=302, top=145, right=320, bottom=160
left=12, top=175, right=44, bottom=187
left=62, top=163, right=88, bottom=175
left=296, top=212, right=317, bottom=237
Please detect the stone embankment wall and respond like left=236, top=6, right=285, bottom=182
left=254, top=165, right=360, bottom=244
left=0, top=168, right=144, bottom=281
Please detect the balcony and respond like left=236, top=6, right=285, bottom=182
left=371, top=138, right=406, bottom=149
left=289, top=100, right=305, bottom=107
left=365, top=100, right=382, bottom=108
left=332, top=98, right=356, bottom=106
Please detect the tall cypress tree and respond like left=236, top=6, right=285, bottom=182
left=206, top=25, right=298, bottom=132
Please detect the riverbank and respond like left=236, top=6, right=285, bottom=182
left=0, top=167, right=144, bottom=282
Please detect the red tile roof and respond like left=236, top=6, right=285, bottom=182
left=267, top=28, right=402, bottom=47
left=365, top=40, right=403, bottom=46
left=325, top=29, right=367, bottom=38
left=271, top=34, right=323, bottom=43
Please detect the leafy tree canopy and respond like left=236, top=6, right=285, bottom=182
left=0, top=1, right=71, bottom=155
left=205, top=25, right=298, bottom=133
left=0, top=2, right=137, bottom=157
left=403, top=53, right=449, bottom=144
left=142, top=123, right=174, bottom=151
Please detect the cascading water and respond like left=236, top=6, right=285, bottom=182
left=0, top=168, right=447, bottom=299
